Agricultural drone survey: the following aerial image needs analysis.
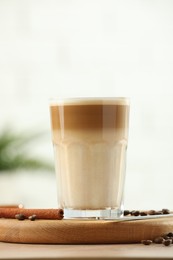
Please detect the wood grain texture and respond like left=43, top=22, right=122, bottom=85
left=0, top=217, right=173, bottom=244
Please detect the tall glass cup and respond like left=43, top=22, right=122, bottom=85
left=50, top=97, right=130, bottom=219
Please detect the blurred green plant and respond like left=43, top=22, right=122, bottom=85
left=0, top=128, right=54, bottom=173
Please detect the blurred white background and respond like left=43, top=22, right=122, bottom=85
left=0, top=0, right=173, bottom=210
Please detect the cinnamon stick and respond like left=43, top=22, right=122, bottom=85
left=0, top=208, right=64, bottom=220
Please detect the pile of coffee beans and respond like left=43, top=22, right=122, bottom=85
left=124, top=208, right=170, bottom=217
left=124, top=208, right=172, bottom=246
left=15, top=214, right=37, bottom=221
left=141, top=232, right=173, bottom=247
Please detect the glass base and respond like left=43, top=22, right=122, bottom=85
left=64, top=208, right=123, bottom=220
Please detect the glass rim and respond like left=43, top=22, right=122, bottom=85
left=49, top=97, right=130, bottom=106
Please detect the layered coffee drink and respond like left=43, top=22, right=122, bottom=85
left=50, top=98, right=130, bottom=219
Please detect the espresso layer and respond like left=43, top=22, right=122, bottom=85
left=50, top=104, right=129, bottom=131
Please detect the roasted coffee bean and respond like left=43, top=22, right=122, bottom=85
left=131, top=210, right=140, bottom=216
left=130, top=210, right=136, bottom=216
left=15, top=214, right=25, bottom=220
left=133, top=211, right=140, bottom=216
left=28, top=215, right=37, bottom=221
left=167, top=232, right=173, bottom=238
left=141, top=240, right=152, bottom=245
left=124, top=210, right=130, bottom=216
left=153, top=237, right=165, bottom=244
left=140, top=211, right=148, bottom=216
left=162, top=209, right=170, bottom=214
left=148, top=210, right=156, bottom=215
left=163, top=239, right=172, bottom=246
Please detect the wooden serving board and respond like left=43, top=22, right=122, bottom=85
left=0, top=217, right=173, bottom=244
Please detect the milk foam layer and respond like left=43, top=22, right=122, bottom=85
left=50, top=98, right=130, bottom=211
left=50, top=97, right=130, bottom=106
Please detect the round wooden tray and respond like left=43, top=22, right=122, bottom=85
left=0, top=217, right=173, bottom=244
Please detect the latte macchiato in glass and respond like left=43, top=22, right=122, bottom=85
left=50, top=97, right=130, bottom=219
